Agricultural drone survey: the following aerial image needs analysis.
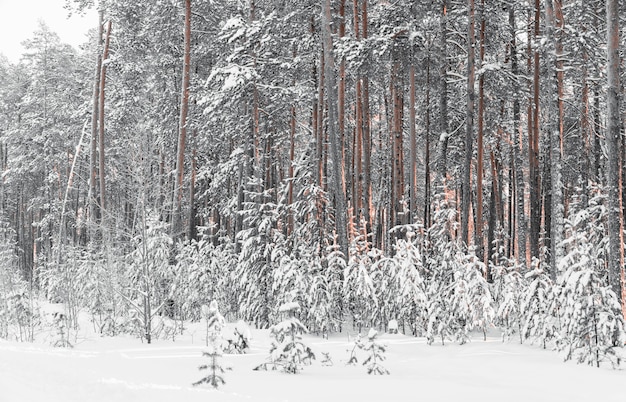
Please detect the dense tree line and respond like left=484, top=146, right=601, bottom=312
left=0, top=0, right=625, bottom=364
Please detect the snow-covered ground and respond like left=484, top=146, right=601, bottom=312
left=1, top=319, right=624, bottom=402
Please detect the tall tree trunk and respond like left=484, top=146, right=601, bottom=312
left=546, top=0, right=564, bottom=279
left=361, top=1, right=372, bottom=233
left=409, top=60, right=417, bottom=224
left=462, top=0, right=476, bottom=247
left=188, top=129, right=197, bottom=241
left=436, top=0, right=449, bottom=195
left=391, top=55, right=404, bottom=231
left=173, top=0, right=191, bottom=239
left=98, top=20, right=112, bottom=218
left=322, top=0, right=349, bottom=257
left=529, top=0, right=541, bottom=262
left=606, top=0, right=625, bottom=315
left=424, top=52, right=432, bottom=229
left=339, top=0, right=347, bottom=217
left=475, top=0, right=486, bottom=262
left=89, top=9, right=104, bottom=232
left=509, top=3, right=527, bottom=269
left=287, top=103, right=296, bottom=236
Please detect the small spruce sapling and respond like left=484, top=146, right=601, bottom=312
left=361, top=329, right=390, bottom=375
left=321, top=352, right=334, bottom=366
left=51, top=311, right=72, bottom=348
left=254, top=302, right=315, bottom=373
left=346, top=333, right=363, bottom=365
left=225, top=320, right=251, bottom=354
left=194, top=301, right=229, bottom=388
left=202, top=301, right=224, bottom=346
left=387, top=319, right=399, bottom=334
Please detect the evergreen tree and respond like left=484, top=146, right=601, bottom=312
left=255, top=302, right=315, bottom=374
left=557, top=219, right=626, bottom=367
left=556, top=264, right=625, bottom=368
left=202, top=300, right=224, bottom=346
left=195, top=300, right=228, bottom=388
left=521, top=268, right=558, bottom=348
left=493, top=263, right=526, bottom=343
left=361, top=329, right=390, bottom=375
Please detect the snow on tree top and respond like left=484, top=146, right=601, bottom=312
left=279, top=302, right=301, bottom=313
left=367, top=328, right=378, bottom=339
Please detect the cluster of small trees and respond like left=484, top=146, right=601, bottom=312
left=1, top=194, right=624, bottom=368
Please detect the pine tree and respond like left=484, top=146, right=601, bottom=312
left=521, top=268, right=558, bottom=348
left=557, top=227, right=626, bottom=368
left=194, top=335, right=228, bottom=388
left=493, top=263, right=526, bottom=343
left=202, top=300, right=224, bottom=346
left=194, top=301, right=228, bottom=388
left=450, top=254, right=495, bottom=342
left=361, top=329, right=390, bottom=375
left=255, top=302, right=315, bottom=373
left=225, top=320, right=251, bottom=354
left=557, top=265, right=625, bottom=368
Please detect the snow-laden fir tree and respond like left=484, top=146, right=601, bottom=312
left=346, top=333, right=363, bottom=365
left=271, top=252, right=310, bottom=326
left=361, top=329, right=390, bottom=375
left=492, top=263, right=526, bottom=343
left=202, top=300, right=224, bottom=346
left=235, top=197, right=284, bottom=329
left=556, top=221, right=626, bottom=368
left=343, top=243, right=379, bottom=332
left=424, top=199, right=460, bottom=345
left=521, top=266, right=558, bottom=348
left=51, top=311, right=72, bottom=348
left=255, top=301, right=315, bottom=373
left=449, top=253, right=495, bottom=343
left=390, top=228, right=427, bottom=336
left=306, top=245, right=344, bottom=335
left=225, top=320, right=251, bottom=354
left=194, top=301, right=229, bottom=388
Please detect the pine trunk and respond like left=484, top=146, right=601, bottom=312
left=173, top=0, right=191, bottom=238
left=462, top=0, right=476, bottom=247
left=606, top=0, right=625, bottom=314
left=89, top=9, right=103, bottom=231
left=98, top=20, right=112, bottom=217
left=509, top=4, right=527, bottom=269
left=322, top=0, right=349, bottom=257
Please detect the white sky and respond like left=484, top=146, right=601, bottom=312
left=0, top=0, right=97, bottom=62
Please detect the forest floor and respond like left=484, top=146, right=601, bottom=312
left=1, top=308, right=625, bottom=402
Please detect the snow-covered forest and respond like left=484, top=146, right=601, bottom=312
left=1, top=0, right=626, bottom=397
